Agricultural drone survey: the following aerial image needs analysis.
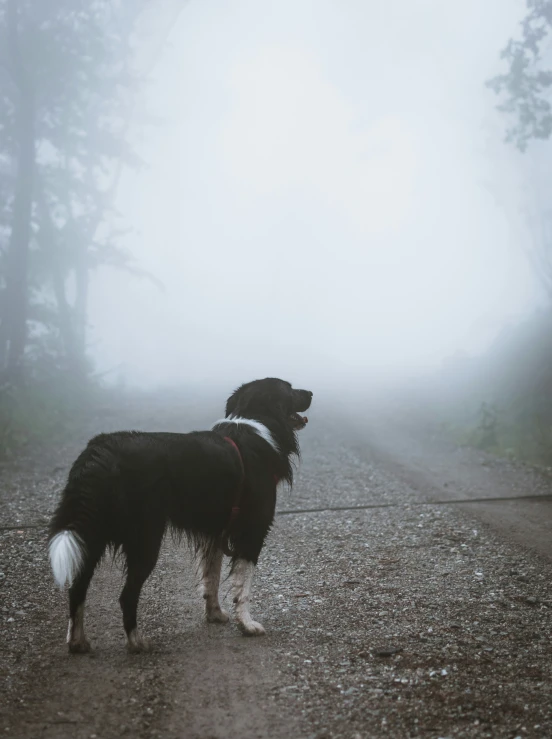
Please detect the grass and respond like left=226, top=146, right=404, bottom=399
left=0, top=375, right=103, bottom=458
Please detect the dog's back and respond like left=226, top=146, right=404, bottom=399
left=49, top=431, right=242, bottom=585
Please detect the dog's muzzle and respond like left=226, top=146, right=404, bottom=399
left=291, top=389, right=313, bottom=429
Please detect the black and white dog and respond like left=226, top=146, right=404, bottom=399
left=48, top=378, right=313, bottom=653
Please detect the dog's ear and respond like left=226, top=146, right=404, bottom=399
left=225, top=385, right=243, bottom=417
left=225, top=396, right=237, bottom=417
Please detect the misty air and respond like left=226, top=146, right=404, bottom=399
left=1, top=1, right=551, bottom=737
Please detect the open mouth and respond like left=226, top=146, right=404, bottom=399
left=289, top=389, right=312, bottom=430
left=290, top=412, right=308, bottom=429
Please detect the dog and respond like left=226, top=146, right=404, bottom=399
left=48, top=378, right=313, bottom=653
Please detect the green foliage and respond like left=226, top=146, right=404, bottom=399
left=487, top=0, right=552, bottom=150
left=468, top=402, right=499, bottom=451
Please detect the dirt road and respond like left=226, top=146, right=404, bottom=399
left=1, top=394, right=551, bottom=738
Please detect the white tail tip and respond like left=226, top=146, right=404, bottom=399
left=49, top=531, right=84, bottom=589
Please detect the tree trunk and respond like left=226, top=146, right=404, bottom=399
left=74, top=246, right=89, bottom=365
left=34, top=180, right=86, bottom=374
left=0, top=0, right=36, bottom=382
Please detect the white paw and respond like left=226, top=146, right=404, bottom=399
left=206, top=607, right=230, bottom=624
left=239, top=619, right=266, bottom=636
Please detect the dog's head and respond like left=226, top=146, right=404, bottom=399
left=225, top=378, right=313, bottom=430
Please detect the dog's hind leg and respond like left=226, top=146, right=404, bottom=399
left=200, top=542, right=229, bottom=624
left=67, top=550, right=102, bottom=654
left=120, top=534, right=162, bottom=654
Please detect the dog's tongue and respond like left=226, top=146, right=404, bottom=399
left=302, top=416, right=308, bottom=424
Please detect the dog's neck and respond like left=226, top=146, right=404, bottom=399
left=211, top=416, right=279, bottom=454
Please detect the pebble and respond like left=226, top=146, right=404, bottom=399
left=373, top=646, right=403, bottom=657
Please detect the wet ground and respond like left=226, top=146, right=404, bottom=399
left=1, top=392, right=551, bottom=738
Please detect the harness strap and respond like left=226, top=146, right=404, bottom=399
left=224, top=436, right=244, bottom=523
left=222, top=437, right=280, bottom=557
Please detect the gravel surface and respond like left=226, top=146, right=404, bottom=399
left=1, top=393, right=551, bottom=738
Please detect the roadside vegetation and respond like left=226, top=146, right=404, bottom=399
left=432, top=309, right=552, bottom=467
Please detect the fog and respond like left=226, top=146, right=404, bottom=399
left=88, top=0, right=536, bottom=391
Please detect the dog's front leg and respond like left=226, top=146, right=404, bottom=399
left=232, top=559, right=265, bottom=636
left=201, top=545, right=229, bottom=623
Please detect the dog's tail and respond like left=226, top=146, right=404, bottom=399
left=49, top=530, right=85, bottom=589
left=48, top=439, right=110, bottom=589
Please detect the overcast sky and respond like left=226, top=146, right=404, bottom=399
left=88, top=0, right=536, bottom=389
